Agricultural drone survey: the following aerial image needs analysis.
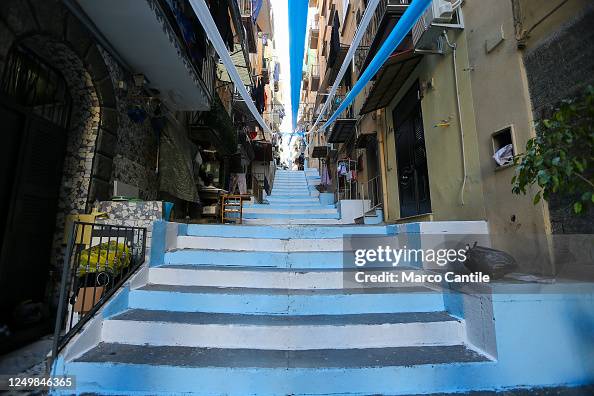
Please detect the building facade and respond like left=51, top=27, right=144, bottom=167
left=0, top=0, right=281, bottom=351
left=301, top=0, right=594, bottom=274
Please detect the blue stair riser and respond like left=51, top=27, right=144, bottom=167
left=60, top=363, right=496, bottom=396
left=269, top=191, right=312, bottom=195
left=266, top=197, right=319, bottom=202
left=243, top=212, right=339, bottom=219
left=183, top=224, right=393, bottom=239
left=127, top=290, right=445, bottom=315
left=165, top=250, right=352, bottom=268
left=245, top=204, right=336, bottom=210
left=267, top=196, right=317, bottom=200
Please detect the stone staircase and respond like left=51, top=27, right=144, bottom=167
left=242, top=170, right=341, bottom=225
left=52, top=172, right=594, bottom=394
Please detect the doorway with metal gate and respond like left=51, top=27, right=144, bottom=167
left=392, top=81, right=431, bottom=218
left=0, top=44, right=73, bottom=347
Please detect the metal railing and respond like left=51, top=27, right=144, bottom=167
left=51, top=222, right=146, bottom=359
left=158, top=0, right=215, bottom=98
left=329, top=94, right=354, bottom=119
left=361, top=175, right=383, bottom=210
left=238, top=0, right=252, bottom=17
left=355, top=0, right=411, bottom=74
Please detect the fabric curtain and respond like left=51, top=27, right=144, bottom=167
left=159, top=120, right=200, bottom=203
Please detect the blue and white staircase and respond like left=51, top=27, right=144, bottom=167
left=52, top=175, right=594, bottom=394
left=243, top=170, right=340, bottom=224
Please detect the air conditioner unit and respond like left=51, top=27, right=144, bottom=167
left=412, top=0, right=463, bottom=53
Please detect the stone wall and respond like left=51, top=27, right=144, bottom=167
left=98, top=47, right=159, bottom=201
left=523, top=5, right=594, bottom=234
left=96, top=201, right=164, bottom=251
left=0, top=0, right=162, bottom=309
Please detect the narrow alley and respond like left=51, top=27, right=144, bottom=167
left=0, top=0, right=593, bottom=395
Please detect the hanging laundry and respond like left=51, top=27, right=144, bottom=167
left=252, top=0, right=263, bottom=22
left=321, top=166, right=331, bottom=185
left=273, top=62, right=280, bottom=82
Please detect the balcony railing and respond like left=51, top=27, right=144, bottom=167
left=159, top=0, right=216, bottom=98
left=329, top=94, right=354, bottom=119
left=238, top=0, right=253, bottom=17
left=355, top=0, right=411, bottom=75
left=238, top=0, right=258, bottom=53
left=309, top=64, right=320, bottom=91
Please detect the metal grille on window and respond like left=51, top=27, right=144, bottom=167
left=0, top=45, right=73, bottom=129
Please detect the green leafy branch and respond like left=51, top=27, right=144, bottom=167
left=512, top=86, right=594, bottom=214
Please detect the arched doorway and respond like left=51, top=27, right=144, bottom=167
left=0, top=44, right=73, bottom=333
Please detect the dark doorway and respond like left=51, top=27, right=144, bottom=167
left=0, top=45, right=72, bottom=344
left=392, top=82, right=431, bottom=218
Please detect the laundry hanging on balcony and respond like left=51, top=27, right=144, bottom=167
left=251, top=78, right=266, bottom=114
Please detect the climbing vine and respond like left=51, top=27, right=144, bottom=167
left=512, top=86, right=594, bottom=214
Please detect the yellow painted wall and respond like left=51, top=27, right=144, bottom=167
left=383, top=28, right=486, bottom=222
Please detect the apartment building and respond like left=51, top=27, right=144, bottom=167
left=0, top=0, right=280, bottom=352
left=301, top=0, right=594, bottom=274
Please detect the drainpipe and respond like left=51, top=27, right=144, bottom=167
left=443, top=31, right=468, bottom=206
left=377, top=109, right=390, bottom=220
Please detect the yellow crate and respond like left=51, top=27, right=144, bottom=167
left=64, top=211, right=108, bottom=245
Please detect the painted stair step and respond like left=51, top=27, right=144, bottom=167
left=243, top=207, right=337, bottom=214
left=242, top=218, right=343, bottom=225
left=242, top=212, right=340, bottom=220
left=267, top=196, right=314, bottom=200
left=265, top=199, right=320, bottom=204
left=75, top=343, right=487, bottom=368
left=245, top=204, right=335, bottom=210
left=149, top=265, right=426, bottom=289
left=67, top=344, right=490, bottom=396
left=183, top=224, right=393, bottom=239
left=103, top=310, right=464, bottom=350
left=268, top=193, right=313, bottom=197
left=128, top=285, right=445, bottom=314
left=242, top=208, right=337, bottom=218
left=271, top=190, right=311, bottom=194
left=164, top=250, right=354, bottom=268
left=175, top=236, right=344, bottom=252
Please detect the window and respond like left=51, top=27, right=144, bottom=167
left=341, top=0, right=349, bottom=23
left=1, top=45, right=72, bottom=129
left=491, top=126, right=515, bottom=168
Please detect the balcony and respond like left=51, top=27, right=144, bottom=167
left=327, top=94, right=356, bottom=144
left=238, top=0, right=258, bottom=53
left=309, top=19, right=320, bottom=49
left=309, top=64, right=320, bottom=91
left=76, top=0, right=216, bottom=110
left=354, top=0, right=411, bottom=76
left=323, top=44, right=349, bottom=89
